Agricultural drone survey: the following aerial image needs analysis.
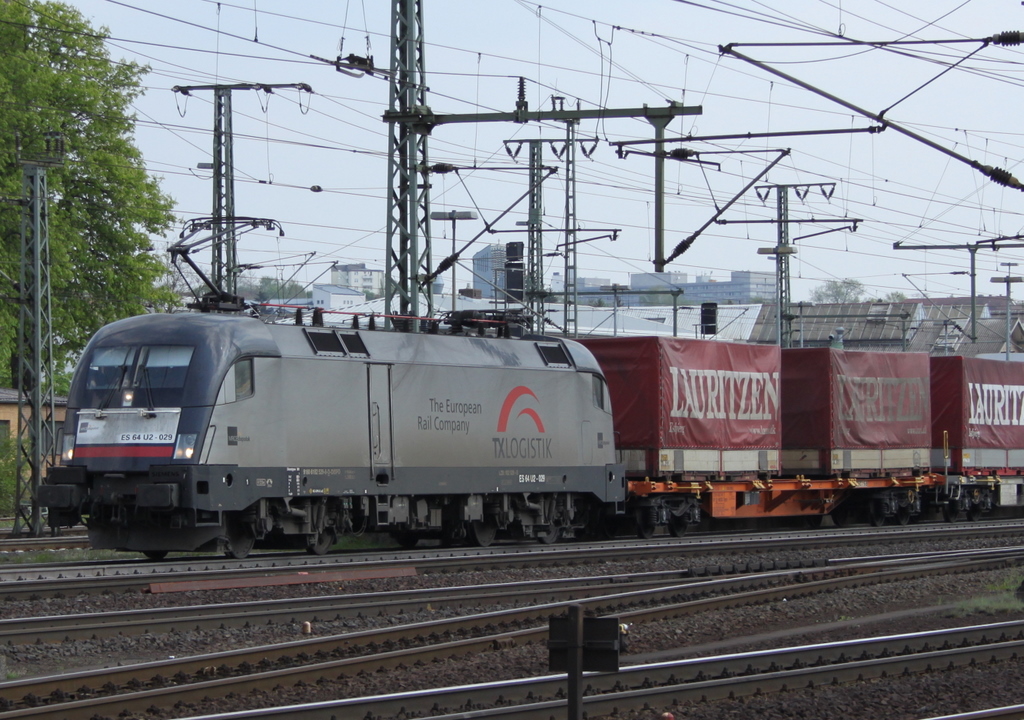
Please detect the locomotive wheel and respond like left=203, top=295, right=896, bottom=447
left=142, top=550, right=168, bottom=561
left=225, top=520, right=256, bottom=559
left=306, top=529, right=337, bottom=556
left=537, top=523, right=560, bottom=544
left=965, top=504, right=982, bottom=522
left=468, top=519, right=498, bottom=548
left=395, top=532, right=419, bottom=549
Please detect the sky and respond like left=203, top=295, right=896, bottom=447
left=62, top=0, right=1024, bottom=305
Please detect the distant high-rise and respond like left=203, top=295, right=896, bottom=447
left=472, top=245, right=507, bottom=299
left=627, top=270, right=774, bottom=304
left=331, top=263, right=384, bottom=297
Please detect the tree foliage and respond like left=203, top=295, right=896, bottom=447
left=0, top=1, right=175, bottom=386
left=810, top=278, right=866, bottom=304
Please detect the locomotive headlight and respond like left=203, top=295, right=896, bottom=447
left=173, top=434, right=198, bottom=460
left=61, top=434, right=75, bottom=462
left=122, top=390, right=134, bottom=407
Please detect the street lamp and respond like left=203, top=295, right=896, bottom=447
left=757, top=244, right=797, bottom=347
left=991, top=261, right=1022, bottom=361
left=430, top=210, right=478, bottom=312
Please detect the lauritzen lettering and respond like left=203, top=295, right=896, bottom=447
left=968, top=382, right=1024, bottom=426
left=836, top=375, right=926, bottom=422
left=669, top=368, right=780, bottom=421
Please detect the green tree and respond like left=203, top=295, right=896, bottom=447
left=0, top=434, right=15, bottom=515
left=876, top=290, right=907, bottom=303
left=810, top=278, right=866, bottom=304
left=0, top=1, right=175, bottom=386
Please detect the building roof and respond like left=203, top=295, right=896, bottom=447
left=0, top=388, right=67, bottom=406
left=748, top=299, right=1024, bottom=356
left=313, top=284, right=365, bottom=296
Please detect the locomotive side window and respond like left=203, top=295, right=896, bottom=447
left=536, top=343, right=572, bottom=368
left=339, top=332, right=369, bottom=357
left=592, top=374, right=610, bottom=412
left=305, top=330, right=345, bottom=354
left=234, top=359, right=254, bottom=401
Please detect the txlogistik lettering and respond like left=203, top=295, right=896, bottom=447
left=493, top=437, right=553, bottom=459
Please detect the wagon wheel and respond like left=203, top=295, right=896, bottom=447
left=895, top=505, right=912, bottom=526
left=965, top=504, right=982, bottom=522
left=667, top=512, right=690, bottom=537
left=942, top=500, right=961, bottom=523
left=306, top=528, right=337, bottom=555
left=868, top=502, right=886, bottom=527
left=142, top=550, right=168, bottom=561
left=805, top=514, right=825, bottom=530
left=635, top=512, right=657, bottom=540
left=830, top=504, right=850, bottom=528
left=468, top=519, right=498, bottom=548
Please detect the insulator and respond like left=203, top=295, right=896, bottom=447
left=294, top=308, right=303, bottom=326
left=518, top=76, right=526, bottom=102
left=991, top=31, right=1022, bottom=46
left=668, top=148, right=695, bottom=160
left=987, top=166, right=1021, bottom=188
left=351, top=314, right=360, bottom=329
left=368, top=314, right=376, bottom=331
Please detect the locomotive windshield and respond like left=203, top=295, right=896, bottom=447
left=83, top=345, right=195, bottom=409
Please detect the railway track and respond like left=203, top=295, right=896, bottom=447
left=1, top=546, right=1021, bottom=720
left=153, top=618, right=1024, bottom=720
left=0, top=533, right=90, bottom=553
left=3, top=519, right=1024, bottom=599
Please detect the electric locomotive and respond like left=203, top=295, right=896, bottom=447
left=39, top=313, right=625, bottom=558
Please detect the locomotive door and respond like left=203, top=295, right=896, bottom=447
left=368, top=363, right=394, bottom=485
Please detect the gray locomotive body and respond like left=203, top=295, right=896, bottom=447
left=40, top=313, right=625, bottom=558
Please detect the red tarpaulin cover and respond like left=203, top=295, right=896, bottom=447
left=581, top=337, right=781, bottom=450
left=782, top=348, right=930, bottom=449
left=931, top=355, right=1024, bottom=450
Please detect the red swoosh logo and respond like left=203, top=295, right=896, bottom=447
left=497, top=386, right=546, bottom=433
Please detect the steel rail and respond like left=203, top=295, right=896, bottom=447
left=1, top=551, right=1020, bottom=719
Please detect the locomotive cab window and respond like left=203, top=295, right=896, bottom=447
left=84, top=345, right=194, bottom=409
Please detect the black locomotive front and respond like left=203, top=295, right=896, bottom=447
left=40, top=314, right=279, bottom=557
